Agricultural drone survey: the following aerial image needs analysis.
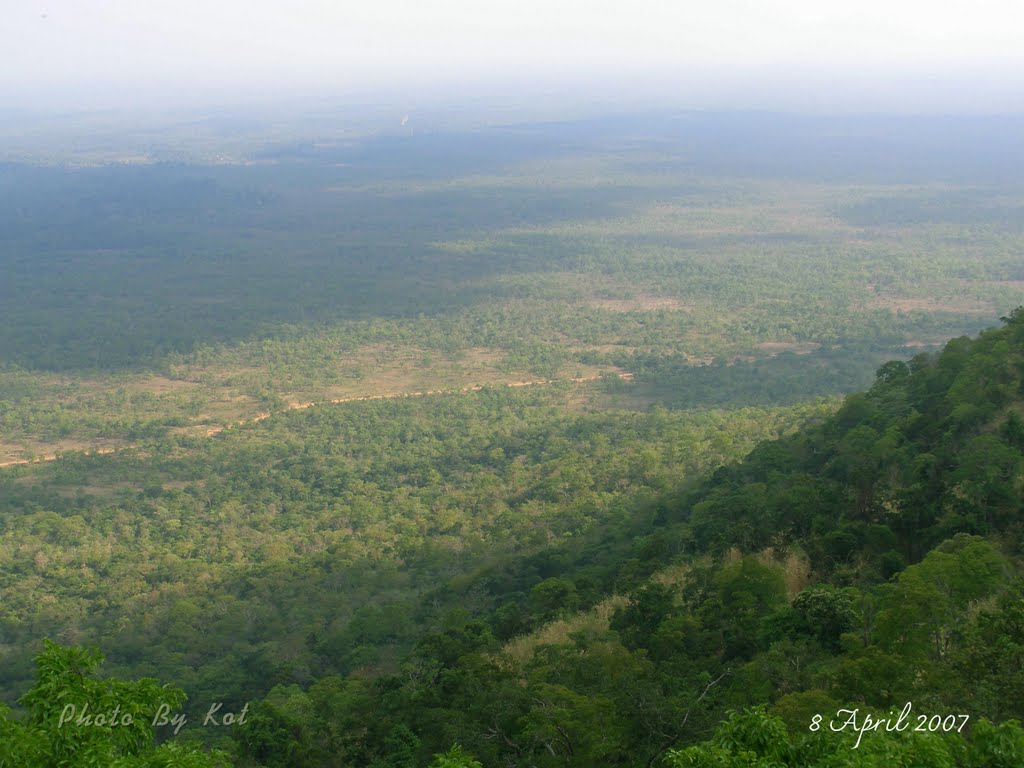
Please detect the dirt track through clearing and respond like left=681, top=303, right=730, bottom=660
left=0, top=373, right=633, bottom=468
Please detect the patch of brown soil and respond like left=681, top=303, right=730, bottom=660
left=858, top=294, right=992, bottom=314
left=587, top=296, right=692, bottom=313
left=124, top=376, right=199, bottom=394
left=755, top=341, right=821, bottom=354
left=1, top=373, right=635, bottom=469
left=0, top=446, right=116, bottom=468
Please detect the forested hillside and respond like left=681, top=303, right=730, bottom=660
left=9, top=308, right=1018, bottom=766
left=0, top=386, right=829, bottom=707
left=219, top=310, right=1024, bottom=767
left=2, top=112, right=1024, bottom=767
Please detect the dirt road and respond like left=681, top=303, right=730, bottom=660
left=0, top=373, right=633, bottom=468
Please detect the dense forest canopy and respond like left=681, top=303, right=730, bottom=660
left=1, top=111, right=1023, bottom=766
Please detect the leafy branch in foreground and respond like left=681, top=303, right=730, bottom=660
left=0, top=639, right=230, bottom=768
left=665, top=706, right=1024, bottom=768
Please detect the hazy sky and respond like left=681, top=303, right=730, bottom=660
left=3, top=0, right=1023, bottom=111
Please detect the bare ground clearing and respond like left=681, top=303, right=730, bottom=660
left=0, top=373, right=633, bottom=469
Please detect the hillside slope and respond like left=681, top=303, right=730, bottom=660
left=232, top=309, right=1024, bottom=767
left=3, top=311, right=1023, bottom=767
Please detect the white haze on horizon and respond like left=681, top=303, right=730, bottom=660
left=2, top=0, right=1022, bottom=113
